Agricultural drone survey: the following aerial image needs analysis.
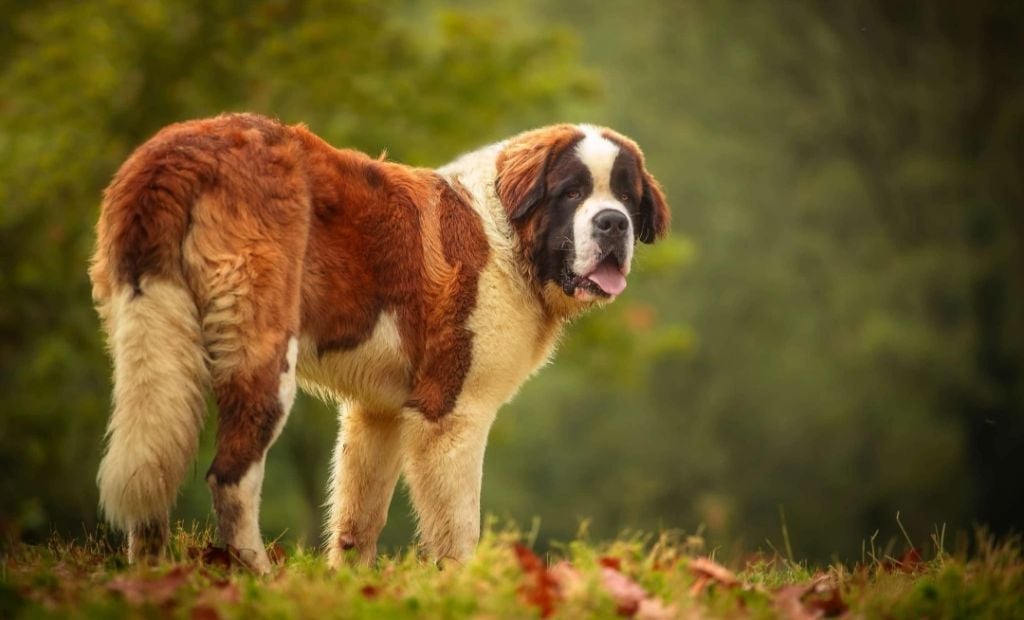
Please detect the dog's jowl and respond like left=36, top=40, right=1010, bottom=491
left=90, top=114, right=670, bottom=572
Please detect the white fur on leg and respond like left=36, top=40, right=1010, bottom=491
left=208, top=461, right=271, bottom=573
left=278, top=337, right=299, bottom=416
left=401, top=407, right=497, bottom=561
left=325, top=403, right=403, bottom=567
left=96, top=278, right=209, bottom=562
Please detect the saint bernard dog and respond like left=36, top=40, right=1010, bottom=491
left=90, top=113, right=669, bottom=572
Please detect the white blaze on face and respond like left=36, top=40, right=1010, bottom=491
left=572, top=125, right=634, bottom=281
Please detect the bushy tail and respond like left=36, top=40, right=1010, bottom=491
left=95, top=277, right=209, bottom=533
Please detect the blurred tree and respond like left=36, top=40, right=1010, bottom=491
left=482, top=0, right=1024, bottom=560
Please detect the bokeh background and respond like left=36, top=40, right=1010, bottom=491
left=2, top=0, right=1022, bottom=563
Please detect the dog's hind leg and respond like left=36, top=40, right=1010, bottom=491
left=325, top=403, right=403, bottom=567
left=193, top=233, right=305, bottom=573
left=205, top=333, right=298, bottom=573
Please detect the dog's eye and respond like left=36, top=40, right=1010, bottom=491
left=619, top=192, right=632, bottom=202
left=566, top=189, right=582, bottom=200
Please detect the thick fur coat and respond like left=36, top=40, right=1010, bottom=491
left=90, top=114, right=669, bottom=571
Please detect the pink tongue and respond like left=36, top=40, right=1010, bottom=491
left=587, top=261, right=627, bottom=295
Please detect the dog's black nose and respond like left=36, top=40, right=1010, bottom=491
left=593, top=209, right=629, bottom=237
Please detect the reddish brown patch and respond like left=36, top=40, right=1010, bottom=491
left=514, top=543, right=561, bottom=618
left=295, top=131, right=489, bottom=419
left=107, top=566, right=192, bottom=606
left=406, top=180, right=489, bottom=418
left=187, top=543, right=237, bottom=570
left=207, top=344, right=289, bottom=485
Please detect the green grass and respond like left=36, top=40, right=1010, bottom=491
left=2, top=523, right=1022, bottom=619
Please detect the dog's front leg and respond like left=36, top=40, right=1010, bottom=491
left=401, top=407, right=497, bottom=563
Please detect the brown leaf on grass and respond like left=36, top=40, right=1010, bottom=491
left=190, top=605, right=220, bottom=620
left=598, top=563, right=679, bottom=619
left=195, top=580, right=240, bottom=606
left=187, top=544, right=237, bottom=570
left=107, top=566, right=192, bottom=606
left=268, top=543, right=287, bottom=566
left=689, top=557, right=737, bottom=586
left=804, top=586, right=847, bottom=617
left=513, top=544, right=560, bottom=618
left=601, top=566, right=649, bottom=616
left=687, top=557, right=738, bottom=596
left=773, top=575, right=848, bottom=620
left=883, top=548, right=924, bottom=574
left=516, top=545, right=674, bottom=619
left=548, top=560, right=585, bottom=598
left=188, top=569, right=241, bottom=620
left=775, top=585, right=819, bottom=620
left=513, top=543, right=544, bottom=573
left=360, top=585, right=380, bottom=599
left=636, top=597, right=680, bottom=620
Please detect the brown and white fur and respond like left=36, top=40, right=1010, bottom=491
left=90, top=114, right=669, bottom=572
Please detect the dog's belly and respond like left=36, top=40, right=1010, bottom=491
left=296, top=311, right=412, bottom=411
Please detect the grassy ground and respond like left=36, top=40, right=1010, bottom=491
left=2, top=523, right=1022, bottom=619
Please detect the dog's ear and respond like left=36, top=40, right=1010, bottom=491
left=636, top=169, right=670, bottom=244
left=496, top=125, right=581, bottom=221
left=495, top=141, right=550, bottom=220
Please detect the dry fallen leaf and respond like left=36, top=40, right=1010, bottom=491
left=636, top=597, right=680, bottom=620
left=268, top=543, right=288, bottom=566
left=360, top=584, right=380, bottom=599
left=773, top=575, right=848, bottom=620
left=601, top=565, right=650, bottom=616
left=688, top=557, right=738, bottom=596
left=803, top=574, right=848, bottom=617
left=514, top=544, right=560, bottom=618
left=805, top=586, right=847, bottom=617
left=187, top=544, right=240, bottom=571
left=688, top=557, right=737, bottom=586
left=107, top=566, right=192, bottom=606
left=775, top=584, right=820, bottom=620
left=190, top=604, right=220, bottom=620
left=515, top=545, right=675, bottom=618
left=883, top=548, right=924, bottom=574
left=548, top=560, right=585, bottom=598
left=194, top=580, right=240, bottom=607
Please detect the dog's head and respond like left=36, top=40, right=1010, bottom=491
left=495, top=124, right=670, bottom=314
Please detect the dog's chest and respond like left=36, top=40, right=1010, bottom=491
left=455, top=259, right=562, bottom=410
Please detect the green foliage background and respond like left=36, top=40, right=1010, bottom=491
left=1, top=0, right=1021, bottom=562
